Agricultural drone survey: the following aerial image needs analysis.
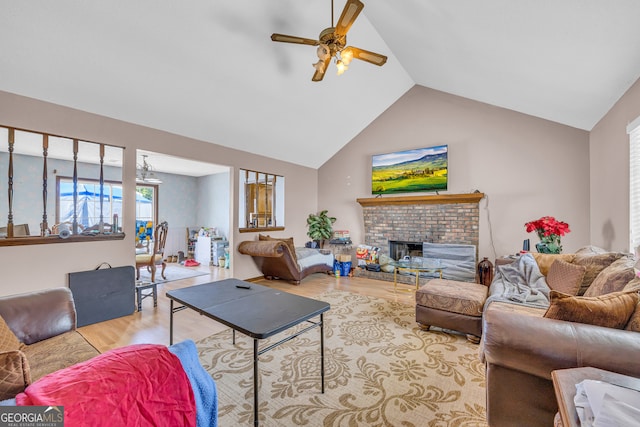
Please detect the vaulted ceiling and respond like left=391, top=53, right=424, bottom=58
left=2, top=0, right=640, bottom=170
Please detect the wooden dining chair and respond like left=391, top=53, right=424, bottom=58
left=135, top=221, right=168, bottom=283
left=0, top=223, right=30, bottom=237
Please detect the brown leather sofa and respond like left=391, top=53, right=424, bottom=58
left=0, top=287, right=100, bottom=399
left=238, top=239, right=333, bottom=284
left=481, top=249, right=640, bottom=427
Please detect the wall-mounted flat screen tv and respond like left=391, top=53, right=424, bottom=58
left=371, top=145, right=448, bottom=195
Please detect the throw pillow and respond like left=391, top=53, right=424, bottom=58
left=544, top=289, right=639, bottom=329
left=0, top=350, right=31, bottom=400
left=258, top=234, right=297, bottom=263
left=546, top=260, right=586, bottom=296
left=624, top=278, right=640, bottom=332
left=0, top=315, right=21, bottom=352
left=624, top=277, right=640, bottom=292
left=572, top=251, right=625, bottom=295
left=532, top=253, right=576, bottom=276
left=583, top=256, right=636, bottom=297
left=625, top=301, right=640, bottom=332
left=574, top=245, right=607, bottom=255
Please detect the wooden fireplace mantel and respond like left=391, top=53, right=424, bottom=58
left=356, top=192, right=485, bottom=207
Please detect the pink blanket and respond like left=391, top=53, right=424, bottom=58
left=16, top=344, right=196, bottom=427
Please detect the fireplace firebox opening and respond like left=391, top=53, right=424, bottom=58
left=389, top=241, right=423, bottom=261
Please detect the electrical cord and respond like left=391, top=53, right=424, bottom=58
left=482, top=193, right=497, bottom=260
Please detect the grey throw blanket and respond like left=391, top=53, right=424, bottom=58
left=486, top=253, right=551, bottom=309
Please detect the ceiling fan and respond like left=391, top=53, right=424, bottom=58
left=271, top=0, right=387, bottom=82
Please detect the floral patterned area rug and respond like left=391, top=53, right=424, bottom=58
left=196, top=291, right=487, bottom=427
left=136, top=264, right=208, bottom=284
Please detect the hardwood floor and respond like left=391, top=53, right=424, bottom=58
left=78, top=265, right=417, bottom=353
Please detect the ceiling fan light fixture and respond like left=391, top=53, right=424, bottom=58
left=136, top=155, right=163, bottom=184
left=340, top=48, right=353, bottom=66
left=317, top=44, right=330, bottom=60
left=336, top=59, right=347, bottom=75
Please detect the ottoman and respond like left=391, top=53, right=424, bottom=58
left=415, top=278, right=488, bottom=343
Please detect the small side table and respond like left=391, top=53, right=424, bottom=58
left=390, top=260, right=445, bottom=291
left=551, top=366, right=640, bottom=427
left=135, top=281, right=158, bottom=311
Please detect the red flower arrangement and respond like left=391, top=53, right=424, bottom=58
left=524, top=216, right=570, bottom=254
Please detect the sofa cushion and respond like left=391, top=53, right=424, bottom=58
left=21, top=330, right=100, bottom=382
left=584, top=256, right=636, bottom=297
left=544, top=289, right=639, bottom=329
left=259, top=234, right=297, bottom=264
left=0, top=350, right=31, bottom=400
left=572, top=251, right=625, bottom=295
left=546, top=259, right=585, bottom=296
left=295, top=247, right=333, bottom=271
left=625, top=301, right=640, bottom=332
left=532, top=253, right=576, bottom=276
left=0, top=316, right=21, bottom=352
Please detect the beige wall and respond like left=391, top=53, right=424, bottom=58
left=6, top=75, right=636, bottom=297
left=589, top=77, right=640, bottom=252
left=0, top=90, right=318, bottom=295
left=318, top=85, right=591, bottom=261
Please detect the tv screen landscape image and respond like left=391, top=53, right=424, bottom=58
left=371, top=145, right=448, bottom=195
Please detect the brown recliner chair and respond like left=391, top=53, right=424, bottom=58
left=238, top=240, right=332, bottom=284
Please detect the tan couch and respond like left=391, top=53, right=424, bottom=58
left=481, top=248, right=640, bottom=427
left=0, top=287, right=100, bottom=400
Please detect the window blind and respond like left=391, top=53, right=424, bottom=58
left=628, top=116, right=640, bottom=255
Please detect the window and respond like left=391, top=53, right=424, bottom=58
left=57, top=177, right=123, bottom=233
left=135, top=184, right=157, bottom=225
left=239, top=169, right=285, bottom=232
left=629, top=116, right=640, bottom=255
left=135, top=184, right=158, bottom=247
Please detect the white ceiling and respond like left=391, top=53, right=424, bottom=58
left=1, top=0, right=640, bottom=171
left=137, top=150, right=229, bottom=177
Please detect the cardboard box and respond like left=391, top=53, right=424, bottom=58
left=337, top=254, right=352, bottom=262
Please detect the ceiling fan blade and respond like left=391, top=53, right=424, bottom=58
left=344, top=46, right=387, bottom=66
left=334, top=0, right=364, bottom=37
left=271, top=33, right=319, bottom=46
left=312, top=57, right=331, bottom=82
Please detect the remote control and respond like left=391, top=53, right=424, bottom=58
left=235, top=284, right=251, bottom=289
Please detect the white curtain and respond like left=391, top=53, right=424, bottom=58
left=628, top=116, right=640, bottom=255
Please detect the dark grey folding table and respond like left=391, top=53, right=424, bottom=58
left=166, top=278, right=330, bottom=426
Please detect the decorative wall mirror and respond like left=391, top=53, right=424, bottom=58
left=239, top=169, right=285, bottom=232
left=0, top=124, right=125, bottom=246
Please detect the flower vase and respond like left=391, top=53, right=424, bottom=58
left=535, top=236, right=562, bottom=254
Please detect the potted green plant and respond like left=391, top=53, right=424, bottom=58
left=306, top=210, right=336, bottom=248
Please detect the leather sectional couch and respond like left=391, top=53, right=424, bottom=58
left=481, top=247, right=640, bottom=427
left=0, top=287, right=218, bottom=426
left=0, top=287, right=100, bottom=400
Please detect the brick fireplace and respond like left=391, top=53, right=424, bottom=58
left=357, top=193, right=484, bottom=259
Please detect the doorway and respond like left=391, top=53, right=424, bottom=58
left=135, top=149, right=232, bottom=265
